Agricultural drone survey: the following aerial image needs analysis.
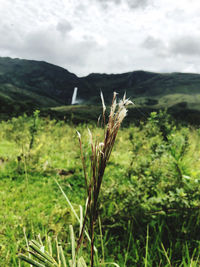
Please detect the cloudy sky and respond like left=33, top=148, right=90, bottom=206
left=1, top=0, right=200, bottom=76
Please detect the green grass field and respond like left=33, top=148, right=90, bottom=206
left=0, top=110, right=200, bottom=266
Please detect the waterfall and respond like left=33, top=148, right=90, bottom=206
left=71, top=87, right=78, bottom=105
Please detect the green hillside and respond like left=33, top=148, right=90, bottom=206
left=0, top=57, right=87, bottom=105
left=83, top=71, right=200, bottom=100
left=1, top=57, right=200, bottom=123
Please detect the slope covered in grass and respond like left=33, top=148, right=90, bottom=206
left=1, top=57, right=200, bottom=123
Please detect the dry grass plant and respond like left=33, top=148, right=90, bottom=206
left=76, top=92, right=133, bottom=266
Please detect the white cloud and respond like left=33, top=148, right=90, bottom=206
left=10, top=26, right=99, bottom=73
left=170, top=35, right=200, bottom=56
left=95, top=0, right=151, bottom=9
left=142, top=36, right=164, bottom=50
left=0, top=0, right=200, bottom=75
left=56, top=20, right=73, bottom=35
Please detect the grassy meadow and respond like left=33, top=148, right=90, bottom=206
left=0, top=108, right=200, bottom=266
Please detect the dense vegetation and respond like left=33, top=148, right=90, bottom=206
left=0, top=109, right=200, bottom=266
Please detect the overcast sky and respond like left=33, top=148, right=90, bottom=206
left=1, top=0, right=200, bottom=76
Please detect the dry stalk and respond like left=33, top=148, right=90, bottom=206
left=77, top=92, right=133, bottom=266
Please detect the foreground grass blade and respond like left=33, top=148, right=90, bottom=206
left=55, top=179, right=97, bottom=253
left=70, top=225, right=76, bottom=267
left=29, top=241, right=55, bottom=264
left=161, top=243, right=172, bottom=266
left=47, top=236, right=53, bottom=257
left=18, top=254, right=45, bottom=267
left=55, top=236, right=61, bottom=266
left=23, top=227, right=33, bottom=267
left=102, top=262, right=120, bottom=266
left=59, top=244, right=67, bottom=267
left=99, top=216, right=105, bottom=265
left=79, top=205, right=83, bottom=237
left=28, top=251, right=49, bottom=264
left=144, top=225, right=149, bottom=267
left=77, top=256, right=87, bottom=267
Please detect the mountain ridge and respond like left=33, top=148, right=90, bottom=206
left=1, top=56, right=200, bottom=122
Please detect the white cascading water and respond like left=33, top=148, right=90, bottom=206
left=71, top=87, right=78, bottom=105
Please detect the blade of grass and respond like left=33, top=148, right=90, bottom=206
left=55, top=178, right=97, bottom=253
left=77, top=256, right=88, bottom=267
left=59, top=244, right=67, bottom=267
left=79, top=205, right=83, bottom=237
left=161, top=243, right=172, bottom=267
left=102, top=262, right=120, bottom=266
left=23, top=227, right=33, bottom=267
left=47, top=236, right=53, bottom=257
left=29, top=241, right=55, bottom=264
left=124, top=220, right=132, bottom=267
left=55, top=236, right=61, bottom=266
left=70, top=225, right=76, bottom=267
left=18, top=254, right=45, bottom=267
left=144, top=225, right=149, bottom=267
left=98, top=216, right=105, bottom=265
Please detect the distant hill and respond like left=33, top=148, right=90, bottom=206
left=0, top=57, right=88, bottom=105
left=1, top=56, right=200, bottom=123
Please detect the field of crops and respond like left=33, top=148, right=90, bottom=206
left=0, top=109, right=200, bottom=266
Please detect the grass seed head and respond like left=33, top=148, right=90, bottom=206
left=88, top=128, right=93, bottom=145
left=117, top=107, right=127, bottom=125
left=77, top=131, right=81, bottom=139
